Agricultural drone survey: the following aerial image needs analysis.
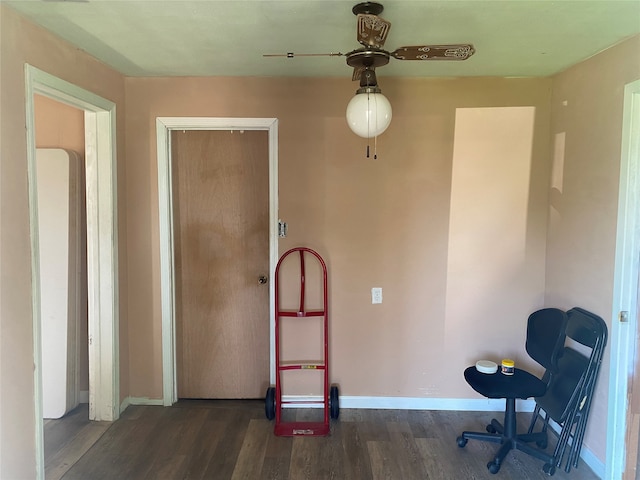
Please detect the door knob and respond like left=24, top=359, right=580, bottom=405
left=258, top=275, right=268, bottom=285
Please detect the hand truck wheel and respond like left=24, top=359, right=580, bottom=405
left=329, top=385, right=340, bottom=419
left=265, top=387, right=276, bottom=420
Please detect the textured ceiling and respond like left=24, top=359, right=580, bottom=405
left=5, top=0, right=640, bottom=78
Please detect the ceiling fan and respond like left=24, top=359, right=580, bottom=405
left=265, top=1, right=475, bottom=148
left=264, top=1, right=476, bottom=83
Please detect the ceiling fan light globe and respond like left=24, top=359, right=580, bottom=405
left=346, top=92, right=392, bottom=138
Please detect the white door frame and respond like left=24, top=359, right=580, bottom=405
left=25, top=65, right=120, bottom=479
left=156, top=117, right=278, bottom=405
left=606, top=79, right=640, bottom=479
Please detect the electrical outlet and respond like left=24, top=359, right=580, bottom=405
left=371, top=287, right=382, bottom=304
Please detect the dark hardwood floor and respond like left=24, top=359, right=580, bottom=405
left=44, top=404, right=111, bottom=480
left=46, top=400, right=600, bottom=479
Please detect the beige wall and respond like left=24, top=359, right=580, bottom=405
left=125, top=75, right=553, bottom=399
left=546, top=34, right=640, bottom=463
left=0, top=5, right=127, bottom=478
left=34, top=95, right=85, bottom=153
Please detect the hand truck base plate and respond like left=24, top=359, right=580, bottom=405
left=274, top=421, right=330, bottom=437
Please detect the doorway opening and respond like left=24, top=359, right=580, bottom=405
left=156, top=117, right=278, bottom=405
left=607, top=78, right=640, bottom=478
left=25, top=65, right=119, bottom=479
left=34, top=98, right=87, bottom=418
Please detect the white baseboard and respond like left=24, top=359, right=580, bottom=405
left=119, top=396, right=130, bottom=413
left=578, top=444, right=604, bottom=479
left=283, top=395, right=535, bottom=411
left=546, top=418, right=604, bottom=478
left=338, top=395, right=536, bottom=411
left=120, top=396, right=164, bottom=413
left=281, top=395, right=324, bottom=408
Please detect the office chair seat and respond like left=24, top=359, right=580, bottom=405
left=459, top=367, right=553, bottom=474
left=464, top=366, right=547, bottom=400
left=457, top=308, right=568, bottom=475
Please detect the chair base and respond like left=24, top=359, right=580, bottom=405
left=457, top=398, right=556, bottom=475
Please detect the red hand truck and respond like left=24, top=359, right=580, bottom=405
left=264, top=247, right=339, bottom=436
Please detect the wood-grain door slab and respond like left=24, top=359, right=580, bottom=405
left=172, top=130, right=270, bottom=399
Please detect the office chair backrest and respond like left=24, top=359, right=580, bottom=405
left=525, top=308, right=568, bottom=371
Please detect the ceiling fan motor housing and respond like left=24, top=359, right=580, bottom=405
left=352, top=2, right=384, bottom=16
left=346, top=49, right=390, bottom=69
left=356, top=68, right=382, bottom=93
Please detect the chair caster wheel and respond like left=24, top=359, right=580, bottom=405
left=543, top=463, right=556, bottom=476
left=487, top=461, right=500, bottom=474
left=456, top=436, right=467, bottom=447
left=486, top=424, right=497, bottom=434
left=536, top=439, right=548, bottom=449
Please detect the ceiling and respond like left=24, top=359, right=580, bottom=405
left=5, top=0, right=640, bottom=78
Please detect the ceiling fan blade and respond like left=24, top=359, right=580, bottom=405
left=356, top=14, right=391, bottom=49
left=391, top=44, right=475, bottom=61
left=263, top=52, right=344, bottom=58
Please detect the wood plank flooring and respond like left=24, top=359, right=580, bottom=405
left=44, top=404, right=111, bottom=480
left=46, top=400, right=600, bottom=480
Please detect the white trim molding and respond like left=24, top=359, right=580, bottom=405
left=25, top=65, right=120, bottom=480
left=607, top=78, right=640, bottom=480
left=156, top=117, right=279, bottom=406
left=337, top=395, right=535, bottom=412
left=120, top=396, right=164, bottom=413
left=282, top=395, right=534, bottom=411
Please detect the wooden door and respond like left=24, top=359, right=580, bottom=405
left=172, top=129, right=270, bottom=399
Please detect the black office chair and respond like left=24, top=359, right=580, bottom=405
left=526, top=307, right=608, bottom=475
left=456, top=308, right=568, bottom=474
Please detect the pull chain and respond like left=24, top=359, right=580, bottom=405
left=366, top=92, right=371, bottom=158
left=374, top=135, right=378, bottom=159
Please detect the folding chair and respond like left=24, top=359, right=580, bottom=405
left=526, top=307, right=607, bottom=474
